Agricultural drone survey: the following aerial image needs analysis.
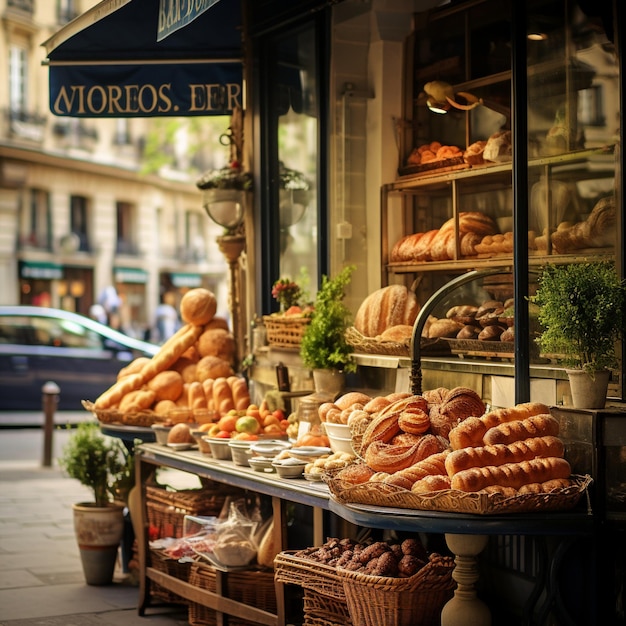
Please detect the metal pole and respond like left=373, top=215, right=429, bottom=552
left=42, top=381, right=60, bottom=467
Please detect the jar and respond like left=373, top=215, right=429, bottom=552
left=296, top=392, right=332, bottom=439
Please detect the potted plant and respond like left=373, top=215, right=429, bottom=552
left=59, top=421, right=134, bottom=585
left=300, top=265, right=357, bottom=396
left=531, top=261, right=625, bottom=408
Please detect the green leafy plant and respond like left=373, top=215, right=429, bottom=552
left=531, top=261, right=625, bottom=373
left=300, top=265, right=357, bottom=373
left=59, top=422, right=133, bottom=506
left=196, top=161, right=253, bottom=191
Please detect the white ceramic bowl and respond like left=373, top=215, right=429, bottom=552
left=323, top=423, right=354, bottom=454
left=228, top=439, right=254, bottom=466
left=150, top=423, right=171, bottom=445
left=250, top=440, right=292, bottom=458
left=272, top=457, right=307, bottom=478
left=204, top=437, right=232, bottom=460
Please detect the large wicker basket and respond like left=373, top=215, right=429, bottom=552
left=148, top=547, right=194, bottom=606
left=338, top=554, right=456, bottom=626
left=187, top=562, right=277, bottom=626
left=263, top=315, right=311, bottom=348
left=146, top=484, right=235, bottom=539
left=274, top=550, right=346, bottom=601
left=303, top=588, right=353, bottom=626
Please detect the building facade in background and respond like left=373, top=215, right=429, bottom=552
left=0, top=0, right=231, bottom=338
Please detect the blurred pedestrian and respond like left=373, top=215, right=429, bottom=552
left=98, top=285, right=122, bottom=330
left=154, top=292, right=179, bottom=343
left=89, top=303, right=107, bottom=325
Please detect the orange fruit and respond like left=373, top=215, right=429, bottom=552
left=263, top=414, right=280, bottom=428
left=217, top=414, right=238, bottom=432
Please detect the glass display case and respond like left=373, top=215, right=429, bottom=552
left=379, top=0, right=621, bottom=405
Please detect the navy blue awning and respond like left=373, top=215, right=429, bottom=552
left=42, top=0, right=243, bottom=118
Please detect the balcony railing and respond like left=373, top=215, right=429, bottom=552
left=7, top=108, right=46, bottom=143
left=7, top=0, right=34, bottom=14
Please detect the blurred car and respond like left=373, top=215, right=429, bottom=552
left=0, top=306, right=159, bottom=411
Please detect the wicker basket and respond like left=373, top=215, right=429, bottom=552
left=188, top=562, right=277, bottom=626
left=339, top=554, right=456, bottom=626
left=303, top=588, right=353, bottom=626
left=149, top=548, right=194, bottom=606
left=274, top=550, right=346, bottom=601
left=263, top=315, right=311, bottom=348
left=146, top=484, right=234, bottom=539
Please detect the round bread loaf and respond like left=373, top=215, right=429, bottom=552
left=147, top=370, right=184, bottom=402
left=195, top=355, right=234, bottom=382
left=354, top=285, right=420, bottom=338
left=197, top=328, right=236, bottom=362
left=180, top=288, right=217, bottom=326
left=167, top=423, right=194, bottom=444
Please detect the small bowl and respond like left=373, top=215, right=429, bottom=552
left=250, top=440, right=292, bottom=458
left=272, top=457, right=307, bottom=479
left=327, top=435, right=354, bottom=454
left=288, top=446, right=332, bottom=460
left=191, top=429, right=213, bottom=454
left=151, top=423, right=172, bottom=445
left=248, top=457, right=275, bottom=473
left=228, top=439, right=254, bottom=466
left=204, top=437, right=232, bottom=460
left=166, top=442, right=194, bottom=451
left=323, top=422, right=351, bottom=438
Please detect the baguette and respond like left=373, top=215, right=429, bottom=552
left=140, top=324, right=204, bottom=384
left=451, top=457, right=571, bottom=492
left=448, top=401, right=549, bottom=449
left=94, top=373, right=144, bottom=410
left=444, top=436, right=564, bottom=476
left=383, top=450, right=450, bottom=489
left=482, top=415, right=559, bottom=446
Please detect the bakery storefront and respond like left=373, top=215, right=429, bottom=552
left=45, top=0, right=623, bottom=625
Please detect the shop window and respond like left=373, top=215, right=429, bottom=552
left=116, top=201, right=138, bottom=255
left=184, top=211, right=207, bottom=263
left=70, top=195, right=91, bottom=252
left=20, top=189, right=51, bottom=249
left=56, top=0, right=78, bottom=24
left=257, top=12, right=328, bottom=312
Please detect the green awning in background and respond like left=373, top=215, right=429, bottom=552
left=19, top=261, right=64, bottom=280
left=171, top=273, right=202, bottom=288
left=114, top=266, right=148, bottom=283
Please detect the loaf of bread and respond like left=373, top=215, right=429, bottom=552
left=197, top=328, right=236, bottom=363
left=180, top=288, right=217, bottom=326
left=551, top=195, right=616, bottom=253
left=445, top=435, right=564, bottom=476
left=354, top=285, right=420, bottom=337
left=448, top=402, right=549, bottom=450
left=147, top=370, right=184, bottom=402
left=427, top=318, right=464, bottom=338
left=382, top=450, right=450, bottom=489
left=212, top=376, right=234, bottom=414
left=463, top=140, right=487, bottom=165
left=377, top=324, right=414, bottom=343
left=365, top=435, right=444, bottom=473
left=482, top=414, right=560, bottom=446
left=195, top=355, right=235, bottom=382
left=483, top=130, right=512, bottom=163
left=451, top=457, right=571, bottom=492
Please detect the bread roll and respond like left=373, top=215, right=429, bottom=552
left=229, top=377, right=251, bottom=411
left=119, top=389, right=156, bottom=413
left=167, top=423, right=194, bottom=444
left=154, top=399, right=177, bottom=416
left=451, top=457, right=570, bottom=492
left=448, top=402, right=549, bottom=450
left=428, top=319, right=464, bottom=338
left=482, top=415, right=560, bottom=446
left=354, top=285, right=420, bottom=337
left=335, top=392, right=373, bottom=410
left=411, top=474, right=452, bottom=493
left=377, top=324, right=414, bottom=343
left=197, top=328, right=236, bottom=362
left=483, top=130, right=512, bottom=163
left=187, top=381, right=207, bottom=411
left=195, top=355, right=235, bottom=382
left=463, top=140, right=487, bottom=165
left=180, top=288, right=217, bottom=326
left=445, top=435, right=564, bottom=476
left=147, top=370, right=184, bottom=402
left=382, top=450, right=450, bottom=489
left=365, top=436, right=442, bottom=473
left=212, top=377, right=234, bottom=414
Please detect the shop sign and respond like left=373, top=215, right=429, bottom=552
left=114, top=266, right=148, bottom=283
left=157, top=0, right=221, bottom=41
left=171, top=272, right=202, bottom=287
left=49, top=62, right=242, bottom=118
left=20, top=261, right=64, bottom=280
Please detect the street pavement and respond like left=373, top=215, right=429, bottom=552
left=0, top=412, right=189, bottom=625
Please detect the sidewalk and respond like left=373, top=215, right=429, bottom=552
left=0, top=457, right=188, bottom=624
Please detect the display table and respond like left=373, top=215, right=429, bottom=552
left=134, top=443, right=596, bottom=626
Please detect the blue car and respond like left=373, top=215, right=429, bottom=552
left=0, top=306, right=159, bottom=411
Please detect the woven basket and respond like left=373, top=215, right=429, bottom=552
left=263, top=314, right=311, bottom=348
left=274, top=550, right=346, bottom=601
left=188, top=562, right=277, bottom=626
left=339, top=554, right=456, bottom=626
left=325, top=474, right=592, bottom=516
left=146, top=484, right=234, bottom=539
left=149, top=548, right=193, bottom=606
left=303, top=588, right=353, bottom=626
